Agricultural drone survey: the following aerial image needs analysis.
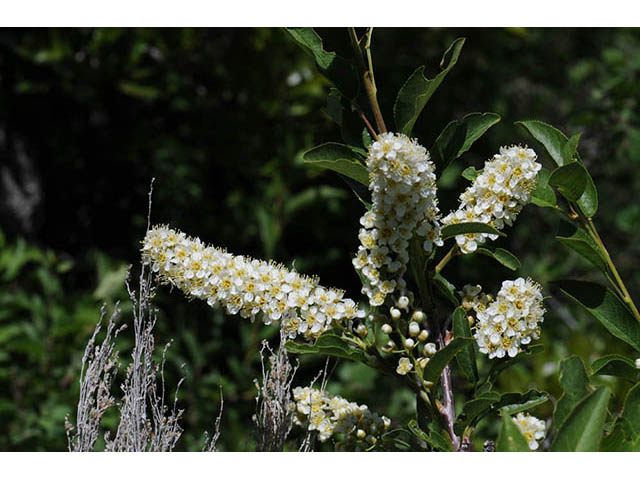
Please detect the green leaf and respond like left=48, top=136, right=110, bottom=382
left=531, top=168, right=557, bottom=208
left=591, top=355, right=639, bottom=383
left=498, top=390, right=549, bottom=416
left=285, top=332, right=367, bottom=364
left=556, top=226, right=607, bottom=272
left=622, top=383, right=640, bottom=439
left=285, top=28, right=359, bottom=99
left=577, top=170, right=599, bottom=218
left=432, top=272, right=459, bottom=307
left=563, top=133, right=581, bottom=162
left=554, top=355, right=591, bottom=430
left=496, top=413, right=530, bottom=451
left=407, top=420, right=452, bottom=451
left=452, top=307, right=478, bottom=383
left=456, top=391, right=501, bottom=432
left=393, top=38, right=465, bottom=135
left=552, top=386, right=610, bottom=451
left=422, top=337, right=474, bottom=384
left=461, top=166, right=481, bottom=182
left=432, top=112, right=501, bottom=171
left=457, top=389, right=548, bottom=431
left=554, top=280, right=640, bottom=352
left=549, top=162, right=588, bottom=202
left=476, top=247, right=521, bottom=271
left=441, top=222, right=505, bottom=240
left=303, top=143, right=369, bottom=185
left=517, top=119, right=598, bottom=216
left=515, top=119, right=571, bottom=166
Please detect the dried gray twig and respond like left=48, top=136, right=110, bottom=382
left=253, top=330, right=298, bottom=452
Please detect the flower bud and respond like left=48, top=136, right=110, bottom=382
left=408, top=321, right=420, bottom=337
left=397, top=295, right=410, bottom=310
left=636, top=358, right=640, bottom=369
left=357, top=429, right=366, bottom=439
left=381, top=323, right=393, bottom=334
left=355, top=324, right=368, bottom=337
left=411, top=310, right=426, bottom=322
left=404, top=338, right=415, bottom=349
left=423, top=342, right=437, bottom=356
left=390, top=307, right=401, bottom=320
left=418, top=357, right=429, bottom=369
left=423, top=380, right=434, bottom=389
left=418, top=329, right=429, bottom=342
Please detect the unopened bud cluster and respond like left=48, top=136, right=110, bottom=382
left=353, top=133, right=442, bottom=307
left=464, top=278, right=545, bottom=359
left=513, top=412, right=546, bottom=450
left=443, top=145, right=541, bottom=253
left=292, top=387, right=390, bottom=444
left=142, top=226, right=364, bottom=340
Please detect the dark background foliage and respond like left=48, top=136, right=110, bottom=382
left=1, top=27, right=639, bottom=451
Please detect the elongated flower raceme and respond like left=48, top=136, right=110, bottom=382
left=292, top=386, right=390, bottom=445
left=142, top=226, right=364, bottom=340
left=461, top=278, right=545, bottom=359
left=513, top=413, right=546, bottom=450
left=442, top=145, right=541, bottom=254
left=353, top=132, right=442, bottom=307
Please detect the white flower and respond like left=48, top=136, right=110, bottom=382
left=292, top=387, right=390, bottom=443
left=354, top=132, right=442, bottom=306
left=442, top=145, right=541, bottom=254
left=142, top=225, right=363, bottom=341
left=513, top=412, right=546, bottom=450
left=396, top=357, right=413, bottom=375
left=472, top=277, right=545, bottom=359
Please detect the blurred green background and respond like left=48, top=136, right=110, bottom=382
left=1, top=27, right=639, bottom=451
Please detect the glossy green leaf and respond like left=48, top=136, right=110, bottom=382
left=461, top=166, right=481, bottom=182
left=432, top=273, right=459, bottom=307
left=452, top=307, right=478, bottom=383
left=531, top=168, right=557, bottom=208
left=407, top=420, right=452, bottom=451
left=432, top=112, right=501, bottom=171
left=285, top=332, right=367, bottom=364
left=517, top=119, right=598, bottom=216
left=577, top=170, right=599, bottom=218
left=554, top=280, right=640, bottom=352
left=591, top=355, right=639, bottom=383
left=477, top=247, right=521, bottom=271
left=303, top=143, right=369, bottom=185
left=393, top=38, right=465, bottom=135
left=515, top=119, right=571, bottom=166
left=422, top=337, right=474, bottom=384
left=556, top=227, right=607, bottom=272
left=623, top=383, right=640, bottom=439
left=554, top=355, right=591, bottom=429
left=498, top=390, right=549, bottom=415
left=441, top=222, right=505, bottom=240
left=496, top=413, right=530, bottom=452
left=285, top=28, right=359, bottom=99
left=552, top=386, right=610, bottom=451
left=549, top=162, right=588, bottom=201
left=563, top=133, right=581, bottom=162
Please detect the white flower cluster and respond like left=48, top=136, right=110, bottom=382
left=353, top=132, right=442, bottom=306
left=292, top=386, right=390, bottom=444
left=142, top=226, right=364, bottom=340
left=463, top=278, right=545, bottom=359
left=513, top=412, right=546, bottom=450
left=442, top=145, right=541, bottom=254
